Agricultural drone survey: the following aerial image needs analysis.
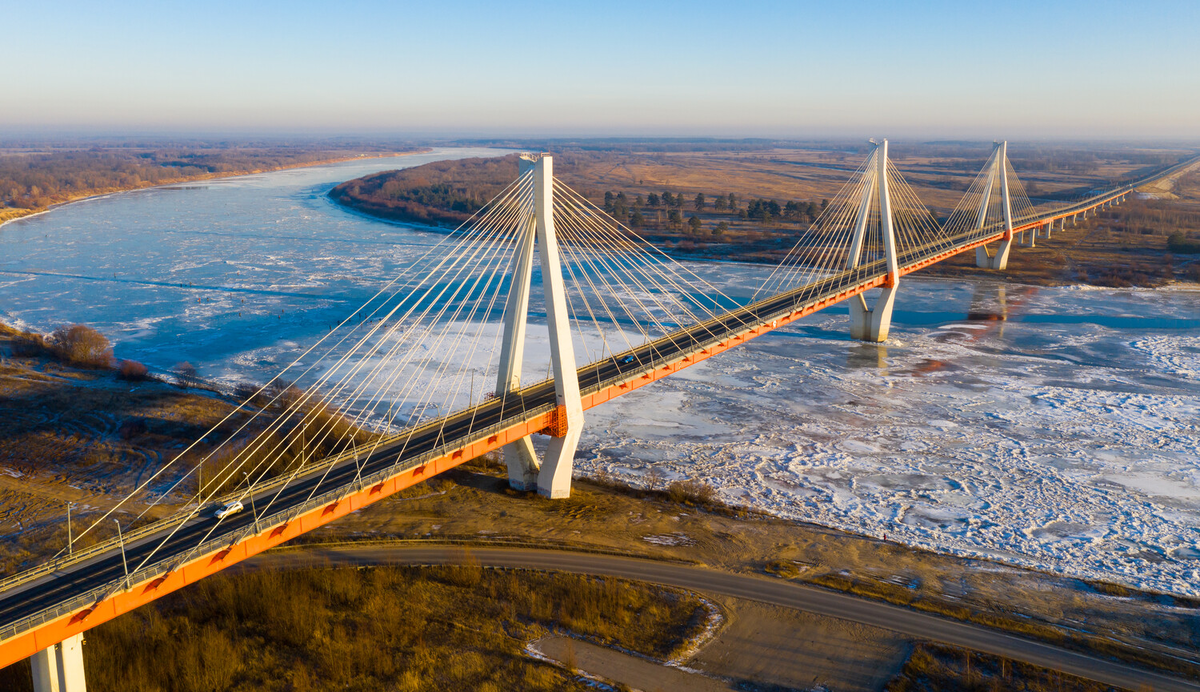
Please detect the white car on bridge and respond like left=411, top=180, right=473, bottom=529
left=213, top=500, right=244, bottom=520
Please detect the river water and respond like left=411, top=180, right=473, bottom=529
left=2, top=149, right=1198, bottom=595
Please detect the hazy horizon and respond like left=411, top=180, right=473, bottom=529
left=3, top=0, right=1198, bottom=140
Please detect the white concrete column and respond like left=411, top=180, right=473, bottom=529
left=974, top=143, right=1000, bottom=269
left=974, top=141, right=1012, bottom=268
left=849, top=140, right=899, bottom=343
left=992, top=141, right=1014, bottom=268
left=32, top=634, right=86, bottom=692
left=495, top=156, right=540, bottom=490
left=845, top=162, right=875, bottom=271
left=531, top=155, right=584, bottom=499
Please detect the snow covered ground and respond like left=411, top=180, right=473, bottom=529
left=2, top=154, right=1198, bottom=594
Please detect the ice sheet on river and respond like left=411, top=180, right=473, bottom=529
left=579, top=283, right=1200, bottom=595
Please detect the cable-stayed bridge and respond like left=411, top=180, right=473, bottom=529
left=4, top=141, right=1197, bottom=690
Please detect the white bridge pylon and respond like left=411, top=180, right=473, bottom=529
left=496, top=154, right=584, bottom=498
left=974, top=141, right=1015, bottom=270
left=756, top=138, right=955, bottom=344
left=846, top=139, right=901, bottom=342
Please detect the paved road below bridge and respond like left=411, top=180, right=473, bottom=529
left=245, top=543, right=1200, bottom=692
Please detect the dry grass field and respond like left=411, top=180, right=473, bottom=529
left=0, top=324, right=247, bottom=572
left=0, top=563, right=710, bottom=692
left=337, top=143, right=1200, bottom=286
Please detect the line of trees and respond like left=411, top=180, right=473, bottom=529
left=602, top=187, right=828, bottom=236
left=330, top=156, right=519, bottom=226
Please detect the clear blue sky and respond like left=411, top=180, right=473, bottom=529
left=3, top=0, right=1197, bottom=139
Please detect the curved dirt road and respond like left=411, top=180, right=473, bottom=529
left=247, top=544, right=1200, bottom=692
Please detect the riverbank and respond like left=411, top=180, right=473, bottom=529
left=0, top=149, right=432, bottom=231
left=328, top=150, right=1200, bottom=288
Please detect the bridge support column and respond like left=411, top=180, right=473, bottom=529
left=977, top=236, right=1012, bottom=270
left=846, top=139, right=899, bottom=343
left=531, top=154, right=585, bottom=499
left=974, top=141, right=1014, bottom=271
left=849, top=285, right=898, bottom=342
left=495, top=156, right=541, bottom=491
left=32, top=633, right=86, bottom=692
left=494, top=154, right=584, bottom=498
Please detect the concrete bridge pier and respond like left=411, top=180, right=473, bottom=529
left=32, top=634, right=86, bottom=692
left=845, top=139, right=900, bottom=343
left=975, top=238, right=1011, bottom=270
left=972, top=141, right=1014, bottom=271
left=494, top=154, right=583, bottom=499
left=849, top=284, right=898, bottom=342
left=530, top=154, right=585, bottom=499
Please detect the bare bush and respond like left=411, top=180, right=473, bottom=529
left=264, top=379, right=302, bottom=408
left=116, top=359, right=149, bottom=381
left=645, top=466, right=666, bottom=492
left=666, top=479, right=717, bottom=506
left=233, top=381, right=264, bottom=406
left=51, top=324, right=112, bottom=367
left=172, top=362, right=198, bottom=388
left=198, top=388, right=378, bottom=498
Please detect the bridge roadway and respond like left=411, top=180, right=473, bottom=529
left=1, top=153, right=1198, bottom=671
left=0, top=233, right=973, bottom=638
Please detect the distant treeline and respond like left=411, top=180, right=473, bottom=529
left=0, top=145, right=421, bottom=211
left=329, top=155, right=521, bottom=226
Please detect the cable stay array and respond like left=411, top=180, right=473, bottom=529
left=21, top=142, right=1042, bottom=583
left=942, top=141, right=1038, bottom=245
left=756, top=140, right=955, bottom=302
left=27, top=157, right=746, bottom=599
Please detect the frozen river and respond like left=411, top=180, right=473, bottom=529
left=2, top=150, right=1199, bottom=595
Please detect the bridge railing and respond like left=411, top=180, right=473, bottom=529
left=0, top=400, right=556, bottom=643
left=0, top=427, right=403, bottom=598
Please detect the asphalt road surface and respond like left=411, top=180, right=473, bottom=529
left=248, top=544, right=1200, bottom=692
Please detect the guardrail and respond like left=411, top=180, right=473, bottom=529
left=0, top=401, right=555, bottom=643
